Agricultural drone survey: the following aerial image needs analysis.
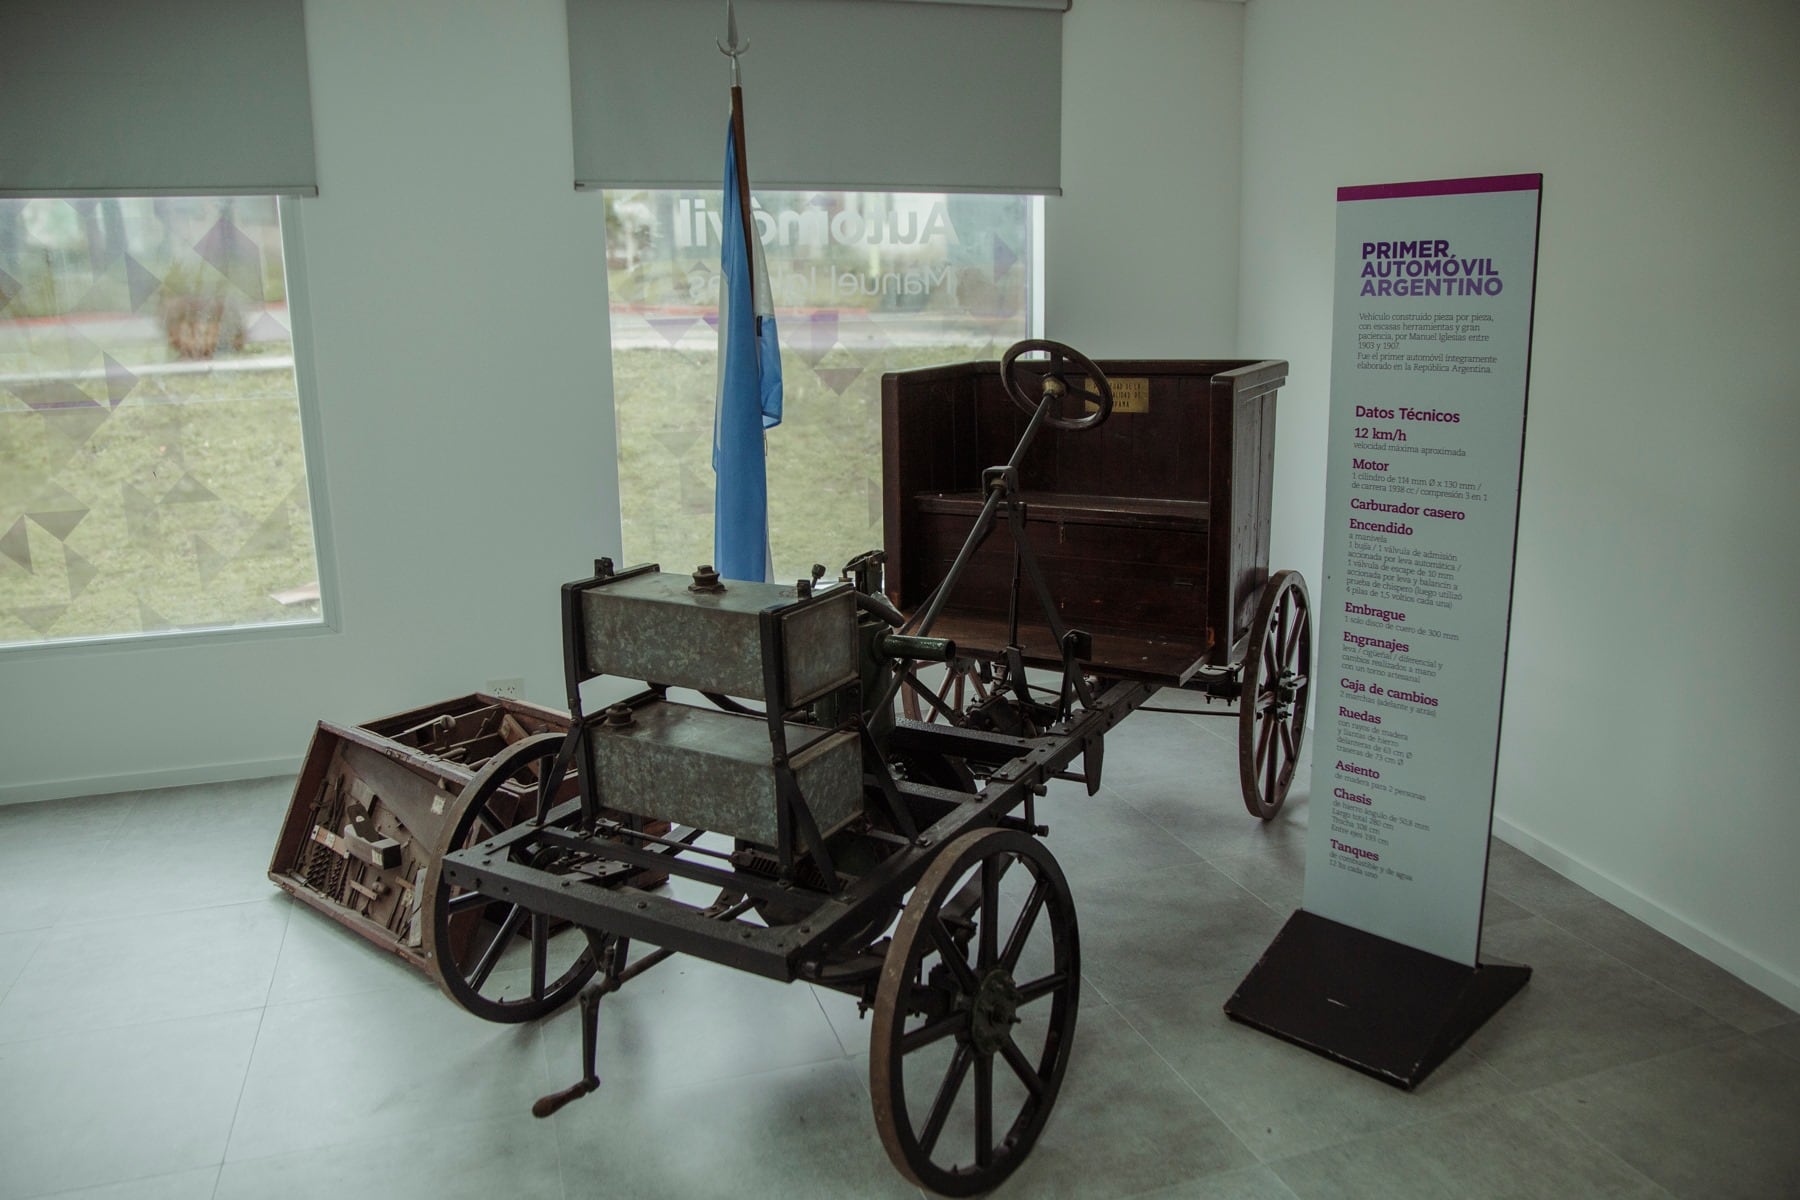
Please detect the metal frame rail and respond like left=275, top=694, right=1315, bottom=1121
left=440, top=677, right=1153, bottom=984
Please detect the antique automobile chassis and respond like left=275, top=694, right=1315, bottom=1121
left=435, top=342, right=1309, bottom=1195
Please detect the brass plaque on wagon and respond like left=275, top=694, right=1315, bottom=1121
left=1084, top=376, right=1149, bottom=414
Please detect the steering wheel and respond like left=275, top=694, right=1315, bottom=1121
left=1001, top=339, right=1113, bottom=432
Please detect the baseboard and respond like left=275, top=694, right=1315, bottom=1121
left=1492, top=814, right=1800, bottom=1015
left=0, top=755, right=304, bottom=807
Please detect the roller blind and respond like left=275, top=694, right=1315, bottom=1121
left=0, top=0, right=318, bottom=198
left=568, top=0, right=1066, bottom=194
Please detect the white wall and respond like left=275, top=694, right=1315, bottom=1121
left=1240, top=0, right=1800, bottom=1006
left=1048, top=0, right=1244, bottom=354
left=0, top=1, right=621, bottom=801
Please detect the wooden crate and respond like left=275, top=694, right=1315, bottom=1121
left=267, top=694, right=572, bottom=969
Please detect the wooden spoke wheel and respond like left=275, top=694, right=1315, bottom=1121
left=871, top=829, right=1080, bottom=1196
left=423, top=731, right=597, bottom=1022
left=1239, top=570, right=1312, bottom=820
left=901, top=657, right=993, bottom=724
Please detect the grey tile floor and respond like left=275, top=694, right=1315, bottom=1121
left=1, top=704, right=1796, bottom=1199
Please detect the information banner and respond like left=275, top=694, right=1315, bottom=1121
left=1303, top=174, right=1542, bottom=966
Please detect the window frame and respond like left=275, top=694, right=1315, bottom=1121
left=0, top=194, right=339, bottom=659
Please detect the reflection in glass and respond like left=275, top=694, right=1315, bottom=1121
left=0, top=196, right=320, bottom=646
left=605, top=190, right=1035, bottom=583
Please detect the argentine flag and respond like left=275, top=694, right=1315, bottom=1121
left=712, top=97, right=782, bottom=583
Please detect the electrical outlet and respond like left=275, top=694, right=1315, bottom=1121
left=486, top=677, right=525, bottom=699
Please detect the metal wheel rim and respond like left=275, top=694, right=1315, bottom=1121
left=1238, top=570, right=1312, bottom=820
left=422, top=731, right=596, bottom=1022
left=870, top=828, right=1080, bottom=1196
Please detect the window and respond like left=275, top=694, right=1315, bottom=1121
left=0, top=195, right=324, bottom=647
left=604, top=189, right=1039, bottom=582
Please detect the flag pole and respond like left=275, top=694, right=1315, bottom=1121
left=726, top=113, right=756, bottom=314
left=721, top=2, right=756, bottom=283
left=712, top=0, right=783, bottom=582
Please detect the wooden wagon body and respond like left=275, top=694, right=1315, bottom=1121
left=882, top=358, right=1288, bottom=683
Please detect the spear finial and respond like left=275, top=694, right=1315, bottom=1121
left=718, top=0, right=749, bottom=87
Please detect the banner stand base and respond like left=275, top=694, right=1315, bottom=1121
left=1224, top=909, right=1531, bottom=1090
